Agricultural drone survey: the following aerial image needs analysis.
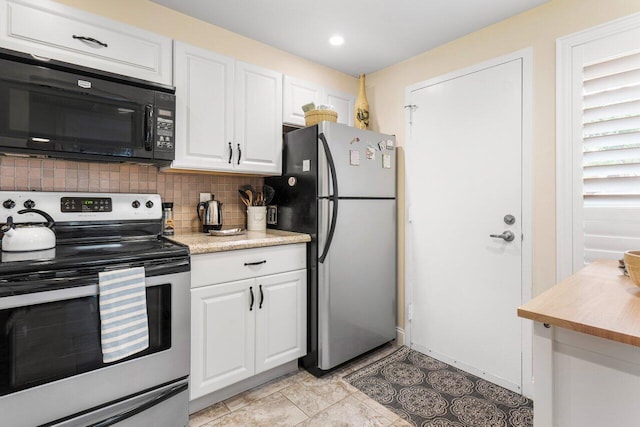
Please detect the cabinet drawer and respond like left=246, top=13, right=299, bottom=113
left=0, top=0, right=172, bottom=85
left=191, top=243, right=306, bottom=288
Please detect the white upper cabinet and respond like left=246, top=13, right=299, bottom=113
left=283, top=75, right=355, bottom=127
left=324, top=87, right=355, bottom=127
left=283, top=76, right=323, bottom=126
left=0, top=0, right=172, bottom=85
left=170, top=41, right=283, bottom=175
left=235, top=61, right=283, bottom=174
left=172, top=41, right=234, bottom=171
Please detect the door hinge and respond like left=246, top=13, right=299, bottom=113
left=408, top=303, right=413, bottom=321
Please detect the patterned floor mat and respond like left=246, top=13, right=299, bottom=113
left=343, top=346, right=533, bottom=427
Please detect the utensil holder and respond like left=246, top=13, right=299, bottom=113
left=247, top=206, right=267, bottom=231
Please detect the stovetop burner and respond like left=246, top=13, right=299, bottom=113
left=0, top=191, right=189, bottom=279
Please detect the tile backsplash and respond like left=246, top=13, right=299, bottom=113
left=0, top=157, right=263, bottom=234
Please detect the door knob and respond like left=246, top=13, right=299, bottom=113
left=490, top=231, right=515, bottom=242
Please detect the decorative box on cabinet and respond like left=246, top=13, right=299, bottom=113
left=0, top=0, right=172, bottom=85
left=169, top=41, right=283, bottom=175
left=283, top=75, right=355, bottom=127
left=190, top=244, right=306, bottom=400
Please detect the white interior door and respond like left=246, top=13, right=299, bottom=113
left=407, top=57, right=525, bottom=393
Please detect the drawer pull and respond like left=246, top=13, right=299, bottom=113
left=259, top=284, right=264, bottom=309
left=244, top=260, right=267, bottom=266
left=72, top=35, right=108, bottom=48
left=249, top=286, right=254, bottom=311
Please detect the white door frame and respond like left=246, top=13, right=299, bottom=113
left=404, top=48, right=533, bottom=398
left=556, top=12, right=640, bottom=282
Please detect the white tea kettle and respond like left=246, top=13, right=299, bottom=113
left=1, top=208, right=56, bottom=252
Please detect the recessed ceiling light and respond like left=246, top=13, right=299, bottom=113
left=329, top=35, right=344, bottom=46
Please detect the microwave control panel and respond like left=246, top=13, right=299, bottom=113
left=156, top=113, right=174, bottom=152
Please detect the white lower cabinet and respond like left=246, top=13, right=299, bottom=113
left=190, top=245, right=306, bottom=400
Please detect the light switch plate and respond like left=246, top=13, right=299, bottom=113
left=199, top=193, right=212, bottom=202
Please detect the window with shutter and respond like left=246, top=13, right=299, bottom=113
left=581, top=52, right=640, bottom=264
left=557, top=15, right=640, bottom=279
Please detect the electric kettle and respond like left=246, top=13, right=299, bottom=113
left=1, top=208, right=56, bottom=252
left=197, top=196, right=223, bottom=232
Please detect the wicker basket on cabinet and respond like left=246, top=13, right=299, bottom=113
left=304, top=109, right=338, bottom=126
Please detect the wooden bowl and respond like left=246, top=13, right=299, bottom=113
left=623, top=251, right=640, bottom=286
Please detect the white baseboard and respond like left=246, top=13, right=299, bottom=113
left=396, top=327, right=406, bottom=346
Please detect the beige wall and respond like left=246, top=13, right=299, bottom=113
left=18, top=0, right=359, bottom=233
left=367, top=0, right=640, bottom=330
left=43, top=0, right=640, bottom=333
left=54, top=0, right=358, bottom=94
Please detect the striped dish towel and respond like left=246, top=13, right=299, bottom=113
left=98, top=267, right=149, bottom=363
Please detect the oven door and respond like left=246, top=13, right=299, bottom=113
left=0, top=270, right=190, bottom=427
left=0, top=53, right=156, bottom=162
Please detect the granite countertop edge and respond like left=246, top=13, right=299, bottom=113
left=165, top=229, right=311, bottom=255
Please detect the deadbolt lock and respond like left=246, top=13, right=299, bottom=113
left=504, top=214, right=516, bottom=225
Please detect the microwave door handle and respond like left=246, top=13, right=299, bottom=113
left=144, top=104, right=154, bottom=151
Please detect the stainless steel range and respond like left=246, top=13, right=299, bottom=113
left=0, top=191, right=190, bottom=427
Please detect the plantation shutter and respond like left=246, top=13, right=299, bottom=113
left=582, top=51, right=640, bottom=263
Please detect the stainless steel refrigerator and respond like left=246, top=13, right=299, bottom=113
left=266, top=122, right=396, bottom=375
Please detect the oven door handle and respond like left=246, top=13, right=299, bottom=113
left=0, top=281, right=99, bottom=310
left=87, top=382, right=188, bottom=427
left=0, top=260, right=188, bottom=309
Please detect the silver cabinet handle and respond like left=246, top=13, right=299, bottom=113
left=490, top=231, right=515, bottom=242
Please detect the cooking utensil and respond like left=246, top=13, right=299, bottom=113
left=196, top=195, right=223, bottom=232
left=263, top=185, right=275, bottom=205
left=245, top=189, right=253, bottom=206
left=238, top=190, right=251, bottom=208
left=239, top=184, right=255, bottom=195
left=1, top=208, right=56, bottom=252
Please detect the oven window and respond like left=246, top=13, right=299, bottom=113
left=0, top=285, right=171, bottom=396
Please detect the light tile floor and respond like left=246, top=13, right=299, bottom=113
left=189, top=342, right=412, bottom=427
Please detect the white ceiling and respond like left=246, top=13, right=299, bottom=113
left=151, top=0, right=549, bottom=76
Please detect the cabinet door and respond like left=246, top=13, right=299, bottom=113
left=172, top=41, right=235, bottom=171
left=0, top=0, right=172, bottom=85
left=283, top=76, right=323, bottom=127
left=190, top=279, right=255, bottom=399
left=235, top=61, right=283, bottom=175
left=324, top=88, right=355, bottom=126
left=255, top=270, right=307, bottom=374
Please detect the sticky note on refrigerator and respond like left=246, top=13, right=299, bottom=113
left=350, top=150, right=360, bottom=166
left=382, top=154, right=391, bottom=169
left=386, top=139, right=394, bottom=149
left=302, top=159, right=310, bottom=172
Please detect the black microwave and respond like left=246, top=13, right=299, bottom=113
left=0, top=48, right=175, bottom=166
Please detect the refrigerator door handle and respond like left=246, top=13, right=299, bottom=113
left=318, top=133, right=339, bottom=264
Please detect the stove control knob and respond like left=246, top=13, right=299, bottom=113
left=2, top=199, right=15, bottom=209
left=23, top=199, right=35, bottom=209
left=145, top=200, right=154, bottom=209
left=132, top=200, right=141, bottom=209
